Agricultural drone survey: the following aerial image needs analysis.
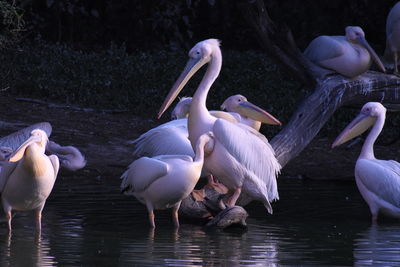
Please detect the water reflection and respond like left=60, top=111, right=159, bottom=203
left=0, top=230, right=56, bottom=267
left=0, top=178, right=396, bottom=266
left=354, top=225, right=400, bottom=266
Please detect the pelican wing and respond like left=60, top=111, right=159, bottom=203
left=0, top=162, right=18, bottom=192
left=129, top=119, right=194, bottom=158
left=356, top=159, right=400, bottom=207
left=304, top=36, right=345, bottom=62
left=0, top=122, right=52, bottom=151
left=213, top=119, right=281, bottom=202
left=120, top=157, right=168, bottom=194
left=154, top=154, right=193, bottom=162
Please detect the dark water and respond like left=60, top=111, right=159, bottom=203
left=0, top=176, right=399, bottom=266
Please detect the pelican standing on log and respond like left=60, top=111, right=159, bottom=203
left=158, top=39, right=281, bottom=212
left=384, top=2, right=400, bottom=74
left=121, top=131, right=215, bottom=228
left=0, top=129, right=59, bottom=233
left=332, top=102, right=400, bottom=222
left=304, top=26, right=386, bottom=78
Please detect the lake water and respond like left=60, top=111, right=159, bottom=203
left=0, top=176, right=399, bottom=266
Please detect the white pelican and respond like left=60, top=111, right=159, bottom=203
left=0, top=122, right=86, bottom=171
left=0, top=129, right=59, bottom=232
left=304, top=26, right=386, bottom=78
left=158, top=39, right=281, bottom=212
left=121, top=131, right=215, bottom=228
left=45, top=141, right=86, bottom=171
left=171, top=97, right=192, bottom=120
left=332, top=102, right=400, bottom=222
left=384, top=2, right=400, bottom=74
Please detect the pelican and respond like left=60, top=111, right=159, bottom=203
left=45, top=141, right=86, bottom=171
left=304, top=26, right=386, bottom=78
left=332, top=102, right=400, bottom=222
left=0, top=122, right=86, bottom=171
left=384, top=2, right=400, bottom=74
left=121, top=131, right=215, bottom=228
left=158, top=39, right=282, bottom=212
left=131, top=94, right=274, bottom=159
left=0, top=129, right=59, bottom=232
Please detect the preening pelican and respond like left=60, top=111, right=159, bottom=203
left=0, top=129, right=59, bottom=232
left=304, top=26, right=386, bottom=78
left=121, top=131, right=214, bottom=228
left=171, top=97, right=192, bottom=120
left=0, top=122, right=86, bottom=171
left=332, top=102, right=400, bottom=222
left=46, top=141, right=86, bottom=171
left=158, top=39, right=282, bottom=212
left=384, top=2, right=400, bottom=74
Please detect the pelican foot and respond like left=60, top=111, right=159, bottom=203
left=191, top=189, right=206, bottom=201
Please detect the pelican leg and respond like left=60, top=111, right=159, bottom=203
left=395, top=52, right=399, bottom=75
left=227, top=187, right=242, bottom=207
left=146, top=202, right=155, bottom=228
left=5, top=210, right=12, bottom=232
left=172, top=202, right=181, bottom=228
left=35, top=206, right=44, bottom=234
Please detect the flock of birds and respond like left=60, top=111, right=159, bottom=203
left=1, top=3, right=400, bottom=232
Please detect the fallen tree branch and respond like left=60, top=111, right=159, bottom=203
left=271, top=72, right=400, bottom=167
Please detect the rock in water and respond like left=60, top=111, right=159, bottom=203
left=206, top=206, right=248, bottom=228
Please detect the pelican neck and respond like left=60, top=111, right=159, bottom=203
left=359, top=113, right=385, bottom=160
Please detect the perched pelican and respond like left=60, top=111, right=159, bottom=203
left=332, top=102, right=400, bottom=222
left=384, top=2, right=400, bottom=74
left=158, top=39, right=282, bottom=212
left=0, top=129, right=59, bottom=232
left=304, top=26, right=386, bottom=78
left=121, top=131, right=215, bottom=228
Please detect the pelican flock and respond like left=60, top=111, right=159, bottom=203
left=157, top=39, right=282, bottom=213
left=304, top=26, right=386, bottom=78
left=2, top=5, right=400, bottom=233
left=332, top=102, right=400, bottom=222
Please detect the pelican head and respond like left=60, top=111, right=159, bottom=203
left=332, top=102, right=386, bottom=148
left=221, top=94, right=281, bottom=125
left=345, top=26, right=386, bottom=73
left=158, top=39, right=221, bottom=118
left=171, top=97, right=192, bottom=120
left=8, top=129, right=48, bottom=162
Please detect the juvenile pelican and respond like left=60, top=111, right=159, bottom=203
left=384, top=2, right=400, bottom=74
left=304, top=26, right=386, bottom=78
left=0, top=129, right=59, bottom=232
left=332, top=102, right=400, bottom=222
left=158, top=39, right=282, bottom=212
left=121, top=131, right=214, bottom=228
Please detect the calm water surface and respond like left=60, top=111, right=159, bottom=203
left=0, top=175, right=399, bottom=266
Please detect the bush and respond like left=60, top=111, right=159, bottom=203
left=1, top=38, right=398, bottom=140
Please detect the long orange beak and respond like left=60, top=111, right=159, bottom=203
left=235, top=101, right=282, bottom=126
left=158, top=56, right=208, bottom=119
left=357, top=37, right=386, bottom=73
left=331, top=113, right=376, bottom=148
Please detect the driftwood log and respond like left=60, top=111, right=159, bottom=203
left=180, top=0, right=400, bottom=228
